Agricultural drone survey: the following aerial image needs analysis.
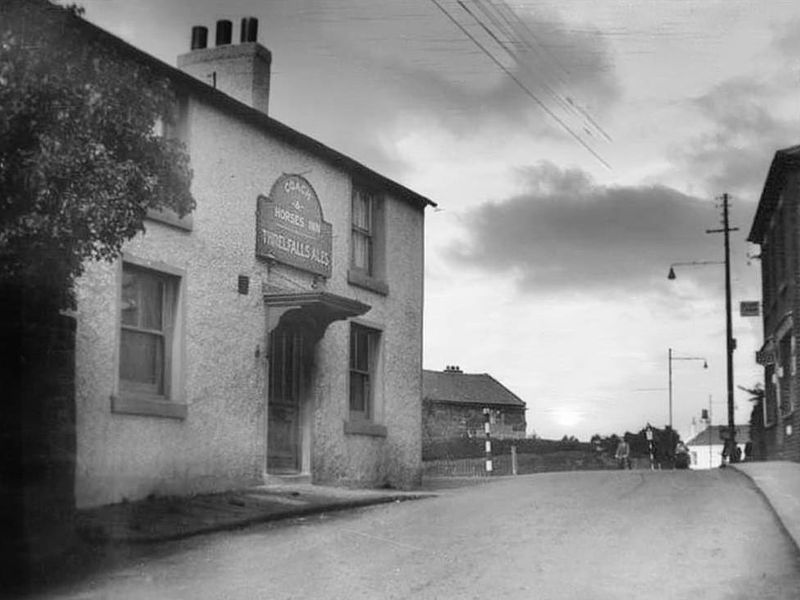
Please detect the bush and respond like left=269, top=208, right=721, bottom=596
left=422, top=437, right=591, bottom=461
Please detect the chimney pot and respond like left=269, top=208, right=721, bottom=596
left=216, top=20, right=233, bottom=46
left=240, top=17, right=258, bottom=43
left=190, top=26, right=208, bottom=50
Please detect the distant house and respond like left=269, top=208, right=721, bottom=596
left=685, top=424, right=750, bottom=469
left=422, top=366, right=527, bottom=444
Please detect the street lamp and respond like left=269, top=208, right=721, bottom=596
left=668, top=348, right=708, bottom=430
left=668, top=193, right=739, bottom=459
left=667, top=261, right=723, bottom=280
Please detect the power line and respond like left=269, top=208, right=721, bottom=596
left=430, top=0, right=611, bottom=169
left=472, top=0, right=614, bottom=145
left=469, top=0, right=608, bottom=142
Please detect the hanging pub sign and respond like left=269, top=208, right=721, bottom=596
left=256, top=174, right=332, bottom=278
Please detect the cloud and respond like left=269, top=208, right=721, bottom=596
left=446, top=161, right=741, bottom=294
left=82, top=0, right=621, bottom=181
left=772, top=17, right=800, bottom=60
left=668, top=77, right=796, bottom=200
left=261, top=0, right=621, bottom=173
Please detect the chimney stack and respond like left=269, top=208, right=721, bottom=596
left=240, top=17, right=258, bottom=43
left=190, top=26, right=208, bottom=50
left=178, top=17, right=271, bottom=114
left=215, top=20, right=232, bottom=46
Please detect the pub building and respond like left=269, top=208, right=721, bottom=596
left=73, top=17, right=435, bottom=508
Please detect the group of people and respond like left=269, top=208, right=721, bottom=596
left=613, top=438, right=691, bottom=470
left=615, top=436, right=754, bottom=469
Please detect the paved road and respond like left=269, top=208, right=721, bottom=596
left=29, top=469, right=800, bottom=599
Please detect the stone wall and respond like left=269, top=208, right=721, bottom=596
left=422, top=400, right=526, bottom=446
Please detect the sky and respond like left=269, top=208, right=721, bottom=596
left=75, top=0, right=800, bottom=441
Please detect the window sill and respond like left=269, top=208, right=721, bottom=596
left=344, top=420, right=387, bottom=437
left=347, top=269, right=388, bottom=296
left=146, top=208, right=193, bottom=231
left=111, top=394, right=188, bottom=420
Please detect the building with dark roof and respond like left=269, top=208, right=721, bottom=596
left=748, top=145, right=800, bottom=463
left=57, top=11, right=435, bottom=507
left=422, top=366, right=527, bottom=443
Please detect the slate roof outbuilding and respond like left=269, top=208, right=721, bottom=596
left=422, top=370, right=526, bottom=408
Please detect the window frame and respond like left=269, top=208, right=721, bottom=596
left=119, top=265, right=172, bottom=397
left=146, top=94, right=194, bottom=231
left=349, top=323, right=376, bottom=421
left=778, top=330, right=795, bottom=418
left=765, top=363, right=778, bottom=427
left=351, top=187, right=374, bottom=275
left=112, top=255, right=187, bottom=420
left=345, top=323, right=386, bottom=437
left=348, top=182, right=388, bottom=295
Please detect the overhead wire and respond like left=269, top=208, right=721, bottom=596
left=469, top=0, right=591, bottom=131
left=473, top=0, right=613, bottom=144
left=430, top=0, right=611, bottom=169
left=488, top=0, right=613, bottom=143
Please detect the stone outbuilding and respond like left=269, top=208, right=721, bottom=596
left=422, top=366, right=527, bottom=444
left=72, top=17, right=435, bottom=507
left=748, top=145, right=800, bottom=463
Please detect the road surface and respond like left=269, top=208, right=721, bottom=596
left=28, top=468, right=800, bottom=599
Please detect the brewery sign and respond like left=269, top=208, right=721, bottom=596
left=256, top=174, right=332, bottom=278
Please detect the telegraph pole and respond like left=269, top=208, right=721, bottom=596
left=706, top=193, right=738, bottom=458
left=668, top=348, right=673, bottom=428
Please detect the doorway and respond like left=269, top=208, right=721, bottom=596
left=267, top=322, right=313, bottom=474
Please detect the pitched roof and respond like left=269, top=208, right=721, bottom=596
left=685, top=425, right=750, bottom=446
left=422, top=370, right=526, bottom=408
left=748, top=144, right=800, bottom=242
left=63, top=9, right=435, bottom=211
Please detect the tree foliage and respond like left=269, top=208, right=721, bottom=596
left=0, top=0, right=193, bottom=308
left=740, top=383, right=764, bottom=458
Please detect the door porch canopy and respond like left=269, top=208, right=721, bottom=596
left=264, top=290, right=370, bottom=338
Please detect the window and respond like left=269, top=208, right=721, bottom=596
left=351, top=187, right=374, bottom=275
left=349, top=324, right=380, bottom=421
left=119, top=263, right=178, bottom=399
left=778, top=332, right=794, bottom=417
left=146, top=95, right=193, bottom=231
left=349, top=184, right=388, bottom=295
left=765, top=364, right=778, bottom=427
left=762, top=237, right=772, bottom=309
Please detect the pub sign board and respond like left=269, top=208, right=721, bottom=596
left=256, top=174, right=332, bottom=278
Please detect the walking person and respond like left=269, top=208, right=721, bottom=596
left=615, top=438, right=631, bottom=470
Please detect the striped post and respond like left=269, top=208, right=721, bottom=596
left=483, top=407, right=492, bottom=474
left=511, top=444, right=518, bottom=476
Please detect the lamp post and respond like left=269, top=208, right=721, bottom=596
left=668, top=193, right=739, bottom=460
left=667, top=261, right=724, bottom=280
left=668, top=348, right=708, bottom=430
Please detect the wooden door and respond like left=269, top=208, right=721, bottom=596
left=267, top=326, right=307, bottom=473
